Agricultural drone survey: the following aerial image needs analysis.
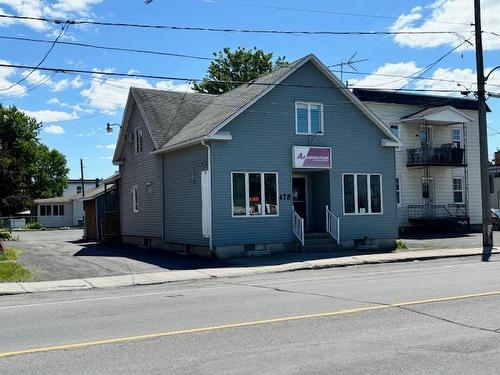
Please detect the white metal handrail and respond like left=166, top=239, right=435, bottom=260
left=292, top=210, right=304, bottom=247
left=326, top=205, right=340, bottom=243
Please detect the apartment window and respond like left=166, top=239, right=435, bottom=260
left=232, top=172, right=278, bottom=216
left=132, top=185, right=139, bottom=213
left=343, top=173, right=383, bottom=214
left=453, top=177, right=464, bottom=204
left=396, top=176, right=401, bottom=206
left=295, top=102, right=323, bottom=135
left=452, top=127, right=462, bottom=147
left=134, top=128, right=143, bottom=154
left=76, top=186, right=82, bottom=194
left=390, top=125, right=400, bottom=138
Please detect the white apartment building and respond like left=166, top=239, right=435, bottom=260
left=354, top=89, right=484, bottom=232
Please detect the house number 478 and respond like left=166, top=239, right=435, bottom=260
left=279, top=194, right=291, bottom=201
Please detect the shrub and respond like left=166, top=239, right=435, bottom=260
left=24, top=222, right=42, bottom=230
left=0, top=231, right=14, bottom=241
left=395, top=239, right=408, bottom=250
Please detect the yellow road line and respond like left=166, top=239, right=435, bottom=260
left=1, top=290, right=499, bottom=359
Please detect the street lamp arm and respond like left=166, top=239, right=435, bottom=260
left=485, top=65, right=500, bottom=82
left=106, top=122, right=121, bottom=133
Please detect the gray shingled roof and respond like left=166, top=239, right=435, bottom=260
left=131, top=88, right=216, bottom=149
left=157, top=56, right=309, bottom=151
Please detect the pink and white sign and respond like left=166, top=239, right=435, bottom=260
left=293, top=146, right=332, bottom=169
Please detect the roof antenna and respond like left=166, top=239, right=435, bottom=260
left=328, top=52, right=368, bottom=85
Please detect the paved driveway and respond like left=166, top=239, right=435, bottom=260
left=8, top=229, right=224, bottom=281
left=401, top=232, right=489, bottom=250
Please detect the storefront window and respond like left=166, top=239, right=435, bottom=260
left=343, top=173, right=383, bottom=214
left=264, top=173, right=278, bottom=215
left=232, top=173, right=246, bottom=216
left=248, top=173, right=262, bottom=215
left=357, top=174, right=368, bottom=214
left=232, top=172, right=279, bottom=217
left=343, top=175, right=355, bottom=214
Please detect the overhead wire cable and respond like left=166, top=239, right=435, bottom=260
left=0, top=14, right=472, bottom=36
left=0, top=23, right=69, bottom=92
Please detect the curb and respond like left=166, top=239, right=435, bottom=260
left=0, top=248, right=497, bottom=296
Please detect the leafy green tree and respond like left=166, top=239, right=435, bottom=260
left=0, top=105, right=69, bottom=215
left=193, top=47, right=288, bottom=94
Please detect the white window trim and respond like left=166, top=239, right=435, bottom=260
left=132, top=185, right=139, bottom=213
left=451, top=127, right=462, bottom=143
left=295, top=101, right=324, bottom=135
left=453, top=177, right=464, bottom=204
left=134, top=128, right=143, bottom=154
left=396, top=176, right=402, bottom=207
left=342, top=173, right=384, bottom=215
left=231, top=172, right=279, bottom=218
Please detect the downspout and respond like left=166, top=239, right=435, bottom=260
left=201, top=141, right=213, bottom=252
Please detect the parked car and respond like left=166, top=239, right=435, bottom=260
left=491, top=208, right=500, bottom=230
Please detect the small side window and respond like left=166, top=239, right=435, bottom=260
left=134, top=128, right=143, bottom=154
left=132, top=185, right=139, bottom=213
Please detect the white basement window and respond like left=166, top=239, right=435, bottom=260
left=343, top=173, right=383, bottom=215
left=232, top=172, right=278, bottom=217
left=295, top=101, right=323, bottom=135
left=132, top=185, right=139, bottom=213
left=134, top=128, right=143, bottom=154
left=453, top=177, right=464, bottom=204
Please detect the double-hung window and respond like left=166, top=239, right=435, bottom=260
left=343, top=173, right=383, bottom=214
left=132, top=185, right=139, bottom=213
left=452, top=127, right=462, bottom=148
left=453, top=177, right=464, bottom=204
left=295, top=102, right=323, bottom=135
left=232, top=172, right=278, bottom=216
left=134, top=128, right=143, bottom=154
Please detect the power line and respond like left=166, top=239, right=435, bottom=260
left=202, top=1, right=473, bottom=26
left=0, top=62, right=473, bottom=93
left=0, top=13, right=473, bottom=36
left=0, top=35, right=213, bottom=61
left=1, top=34, right=489, bottom=89
left=0, top=23, right=68, bottom=92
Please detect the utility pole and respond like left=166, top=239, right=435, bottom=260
left=80, top=159, right=85, bottom=198
left=474, top=0, right=493, bottom=260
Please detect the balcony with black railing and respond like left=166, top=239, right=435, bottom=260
left=408, top=204, right=468, bottom=222
left=407, top=144, right=466, bottom=167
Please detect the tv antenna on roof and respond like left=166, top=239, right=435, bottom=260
left=328, top=52, right=368, bottom=85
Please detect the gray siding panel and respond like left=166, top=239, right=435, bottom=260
left=163, top=144, right=208, bottom=246
left=211, top=61, right=397, bottom=246
left=119, top=103, right=163, bottom=238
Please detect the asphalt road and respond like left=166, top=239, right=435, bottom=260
left=0, top=256, right=499, bottom=374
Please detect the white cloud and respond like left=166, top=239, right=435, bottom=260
left=96, top=144, right=115, bottom=150
left=22, top=109, right=77, bottom=122
left=0, top=0, right=103, bottom=31
left=0, top=58, right=27, bottom=97
left=51, top=79, right=70, bottom=92
left=42, top=124, right=65, bottom=134
left=349, top=62, right=422, bottom=89
left=390, top=0, right=500, bottom=50
left=414, top=66, right=500, bottom=96
left=80, top=71, right=192, bottom=113
left=70, top=76, right=84, bottom=88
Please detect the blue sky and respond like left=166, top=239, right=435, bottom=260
left=1, top=0, right=499, bottom=178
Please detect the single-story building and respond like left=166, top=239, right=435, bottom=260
left=33, top=194, right=82, bottom=228
left=112, top=53, right=401, bottom=258
left=81, top=179, right=119, bottom=241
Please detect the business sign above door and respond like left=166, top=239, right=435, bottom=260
left=292, top=146, right=332, bottom=169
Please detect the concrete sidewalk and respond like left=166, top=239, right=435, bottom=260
left=0, top=247, right=498, bottom=295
